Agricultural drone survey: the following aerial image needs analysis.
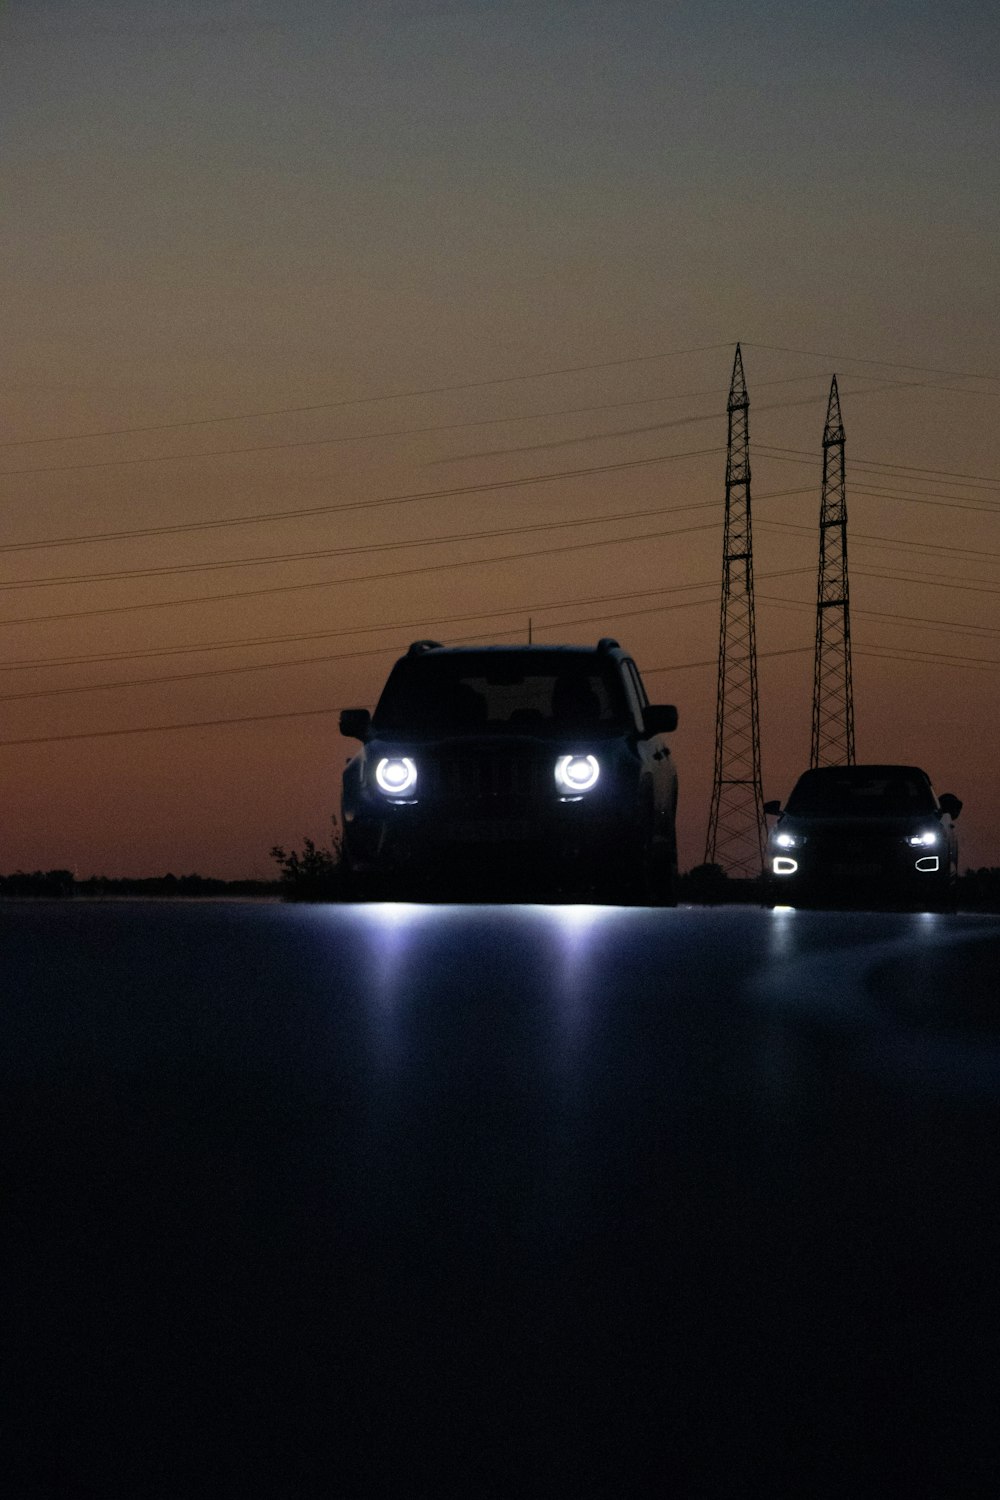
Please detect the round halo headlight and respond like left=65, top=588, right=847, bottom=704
left=555, top=754, right=600, bottom=794
left=375, top=756, right=417, bottom=796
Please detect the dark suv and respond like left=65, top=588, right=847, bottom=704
left=339, top=638, right=679, bottom=902
left=764, top=763, right=962, bottom=910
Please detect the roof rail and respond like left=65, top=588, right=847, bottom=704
left=596, top=637, right=621, bottom=653
left=407, top=639, right=443, bottom=655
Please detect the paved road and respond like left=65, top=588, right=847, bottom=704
left=4, top=900, right=1000, bottom=1498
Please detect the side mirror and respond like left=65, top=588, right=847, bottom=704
left=643, top=704, right=678, bottom=735
left=763, top=800, right=782, bottom=817
left=938, top=792, right=962, bottom=820
left=339, top=708, right=372, bottom=741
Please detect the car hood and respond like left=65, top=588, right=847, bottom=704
left=366, top=729, right=626, bottom=748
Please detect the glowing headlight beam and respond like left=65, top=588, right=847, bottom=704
left=554, top=754, right=600, bottom=794
left=375, top=756, right=418, bottom=796
left=906, top=831, right=939, bottom=847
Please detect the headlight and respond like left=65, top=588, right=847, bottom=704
left=774, top=831, right=805, bottom=849
left=555, top=754, right=600, bottom=794
left=375, top=756, right=417, bottom=796
left=906, top=830, right=939, bottom=847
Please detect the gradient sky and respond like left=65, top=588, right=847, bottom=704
left=2, top=0, right=998, bottom=876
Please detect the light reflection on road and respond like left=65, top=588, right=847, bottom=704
left=327, top=897, right=1000, bottom=1099
left=346, top=898, right=639, bottom=1070
left=535, top=902, right=631, bottom=1063
left=345, top=900, right=437, bottom=1067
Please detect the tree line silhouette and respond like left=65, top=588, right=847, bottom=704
left=3, top=823, right=1000, bottom=908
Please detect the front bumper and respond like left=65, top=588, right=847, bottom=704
left=765, top=847, right=953, bottom=907
left=343, top=797, right=640, bottom=881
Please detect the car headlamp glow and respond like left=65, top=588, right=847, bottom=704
left=906, top=830, right=939, bottom=847
left=775, top=831, right=804, bottom=849
left=375, top=756, right=417, bottom=796
left=555, top=754, right=600, bottom=794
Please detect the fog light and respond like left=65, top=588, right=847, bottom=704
left=772, top=856, right=798, bottom=875
left=915, top=855, right=940, bottom=873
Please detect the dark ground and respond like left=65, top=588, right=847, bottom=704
left=3, top=900, right=999, bottom=1498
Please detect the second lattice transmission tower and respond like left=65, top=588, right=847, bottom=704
left=810, top=375, right=855, bottom=767
left=705, top=345, right=766, bottom=876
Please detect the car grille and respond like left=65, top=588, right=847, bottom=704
left=428, top=750, right=546, bottom=805
left=814, top=832, right=888, bottom=856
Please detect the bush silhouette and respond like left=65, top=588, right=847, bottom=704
left=270, top=817, right=343, bottom=901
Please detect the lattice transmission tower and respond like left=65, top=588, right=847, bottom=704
left=810, top=375, right=856, bottom=767
left=705, top=344, right=766, bottom=876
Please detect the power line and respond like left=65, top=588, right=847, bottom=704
left=851, top=459, right=1000, bottom=488
left=0, top=341, right=734, bottom=450
left=9, top=576, right=995, bottom=681
left=0, top=375, right=949, bottom=481
left=0, top=579, right=723, bottom=673
left=0, top=445, right=723, bottom=558
left=0, top=533, right=750, bottom=632
left=0, top=508, right=988, bottom=641
left=760, top=594, right=1000, bottom=642
left=643, top=646, right=812, bottom=675
left=0, top=595, right=725, bottom=706
left=757, top=446, right=1000, bottom=489
left=0, top=704, right=347, bottom=750
left=0, top=576, right=719, bottom=672
left=760, top=564, right=1000, bottom=602
left=853, top=486, right=1000, bottom=517
left=0, top=485, right=819, bottom=596
left=760, top=518, right=1000, bottom=566
left=757, top=479, right=1000, bottom=518
left=18, top=569, right=916, bottom=703
left=0, top=506, right=734, bottom=595
left=0, top=622, right=993, bottom=751
left=0, top=644, right=817, bottom=750
left=853, top=567, right=1000, bottom=597
left=0, top=373, right=831, bottom=478
left=4, top=335, right=994, bottom=458
left=0, top=414, right=725, bottom=481
left=854, top=644, right=1000, bottom=672
left=743, top=342, right=999, bottom=382
left=425, top=380, right=938, bottom=467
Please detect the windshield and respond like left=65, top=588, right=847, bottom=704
left=373, top=652, right=630, bottom=734
left=785, top=767, right=937, bottom=817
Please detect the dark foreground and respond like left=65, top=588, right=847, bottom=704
left=4, top=900, right=1000, bottom=1498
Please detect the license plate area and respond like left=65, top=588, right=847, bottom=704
left=828, top=861, right=881, bottom=878
left=448, top=819, right=532, bottom=843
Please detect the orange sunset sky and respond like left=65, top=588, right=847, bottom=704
left=2, top=0, right=998, bottom=877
